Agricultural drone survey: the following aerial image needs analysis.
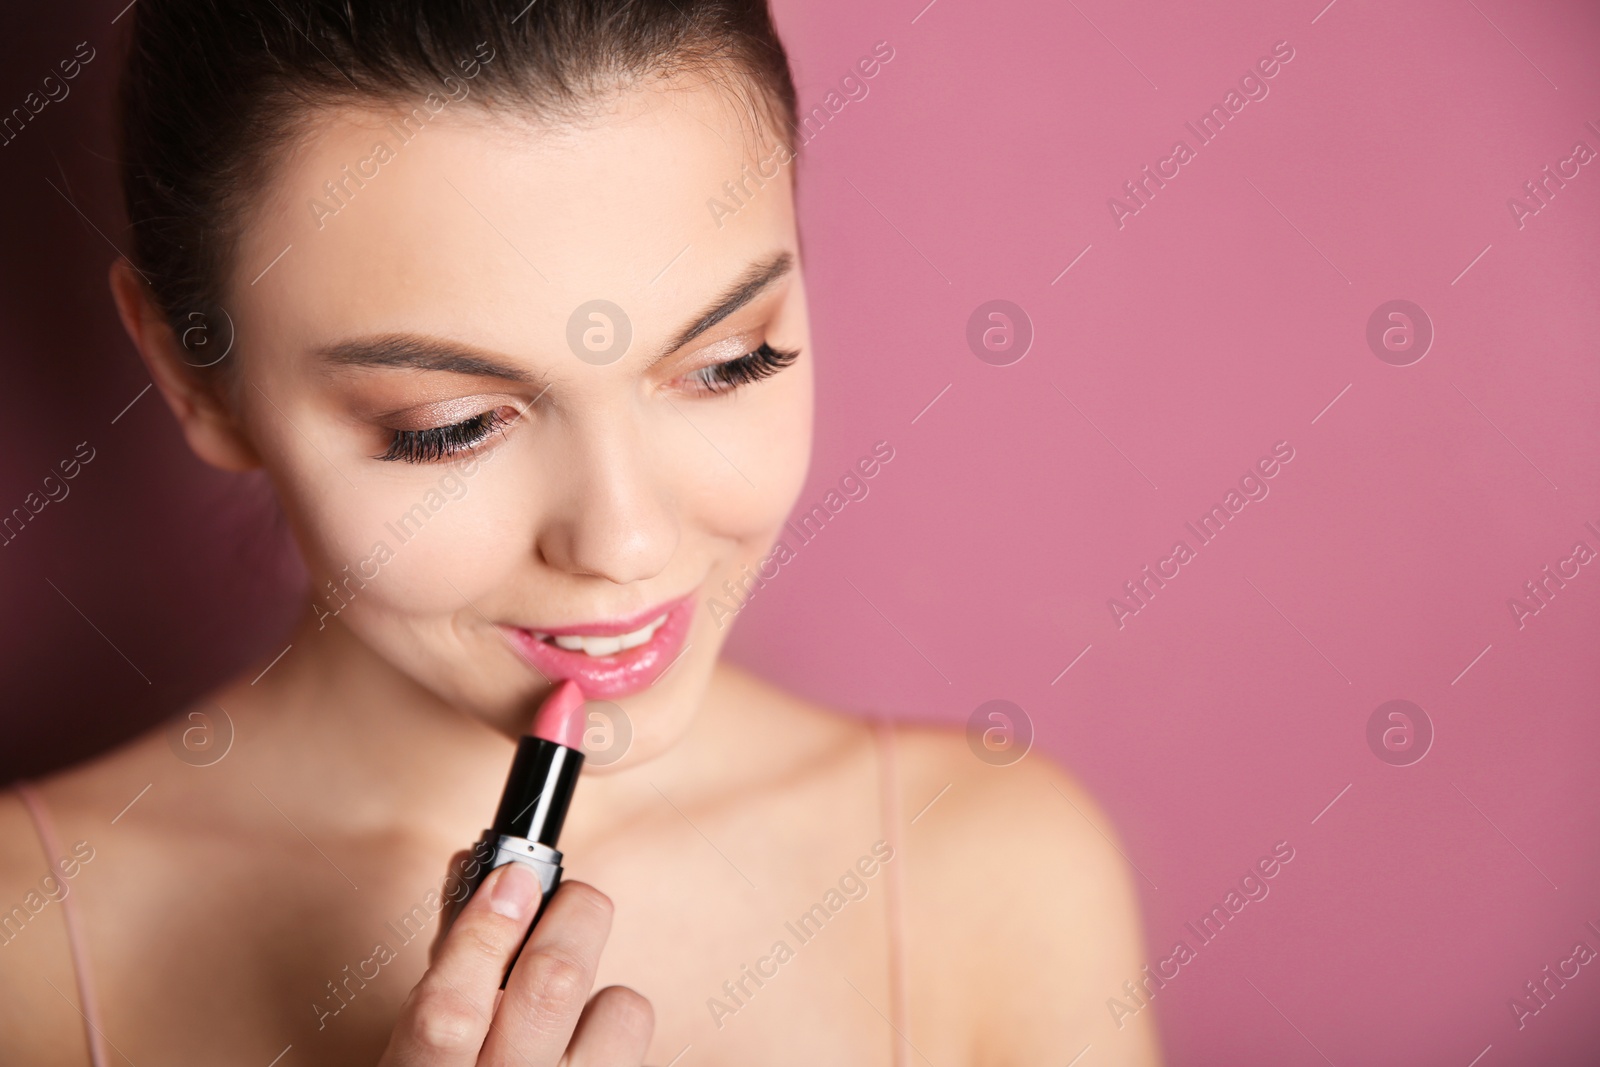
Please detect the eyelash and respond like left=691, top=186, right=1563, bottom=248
left=375, top=343, right=800, bottom=464
left=377, top=409, right=511, bottom=464
left=683, top=341, right=801, bottom=396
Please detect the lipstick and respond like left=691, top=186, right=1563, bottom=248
left=500, top=593, right=693, bottom=700
left=456, top=680, right=587, bottom=979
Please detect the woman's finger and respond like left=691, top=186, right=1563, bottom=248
left=428, top=849, right=479, bottom=966
left=379, top=861, right=543, bottom=1067
left=479, top=879, right=614, bottom=1064
left=562, top=985, right=655, bottom=1067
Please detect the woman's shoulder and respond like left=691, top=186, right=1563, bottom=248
left=0, top=773, right=115, bottom=1063
left=0, top=701, right=250, bottom=1060
left=886, top=723, right=1162, bottom=1062
left=746, top=670, right=1129, bottom=860
left=3, top=716, right=179, bottom=833
left=0, top=711, right=198, bottom=950
left=725, top=665, right=1133, bottom=857
left=875, top=717, right=1142, bottom=928
left=755, top=681, right=1164, bottom=1065
left=887, top=716, right=1122, bottom=854
left=0, top=718, right=170, bottom=882
left=737, top=668, right=1143, bottom=913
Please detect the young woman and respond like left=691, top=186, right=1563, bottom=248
left=0, top=2, right=1162, bottom=1063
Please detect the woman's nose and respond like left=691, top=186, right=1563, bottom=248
left=532, top=415, right=680, bottom=585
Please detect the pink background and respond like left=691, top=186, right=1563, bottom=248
left=4, top=1, right=1598, bottom=1063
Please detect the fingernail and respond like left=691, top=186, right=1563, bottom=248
left=489, top=861, right=538, bottom=920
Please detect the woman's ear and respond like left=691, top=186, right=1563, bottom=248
left=108, top=259, right=261, bottom=472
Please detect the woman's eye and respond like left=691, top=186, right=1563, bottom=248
left=376, top=407, right=514, bottom=463
left=684, top=342, right=801, bottom=396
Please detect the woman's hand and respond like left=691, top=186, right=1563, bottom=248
left=381, top=860, right=654, bottom=1065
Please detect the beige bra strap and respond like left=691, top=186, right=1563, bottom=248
left=872, top=719, right=911, bottom=1067
left=13, top=781, right=111, bottom=1067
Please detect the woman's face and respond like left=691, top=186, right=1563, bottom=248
left=212, top=76, right=812, bottom=761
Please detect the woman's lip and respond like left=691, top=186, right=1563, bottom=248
left=521, top=594, right=692, bottom=637
left=500, top=594, right=694, bottom=699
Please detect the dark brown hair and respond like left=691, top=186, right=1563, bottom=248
left=117, top=0, right=799, bottom=365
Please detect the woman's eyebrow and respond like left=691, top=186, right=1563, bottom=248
left=651, top=250, right=793, bottom=364
left=318, top=335, right=539, bottom=382
left=317, top=250, right=792, bottom=378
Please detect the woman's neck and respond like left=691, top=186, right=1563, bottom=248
left=229, top=604, right=765, bottom=845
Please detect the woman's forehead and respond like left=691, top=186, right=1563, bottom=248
left=229, top=82, right=795, bottom=355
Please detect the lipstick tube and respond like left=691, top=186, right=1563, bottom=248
left=454, top=681, right=586, bottom=982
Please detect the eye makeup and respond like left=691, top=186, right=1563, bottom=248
left=680, top=341, right=800, bottom=396
left=369, top=340, right=802, bottom=463
left=376, top=407, right=515, bottom=463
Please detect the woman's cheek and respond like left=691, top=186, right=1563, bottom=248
left=294, top=450, right=525, bottom=614
left=685, top=361, right=814, bottom=544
